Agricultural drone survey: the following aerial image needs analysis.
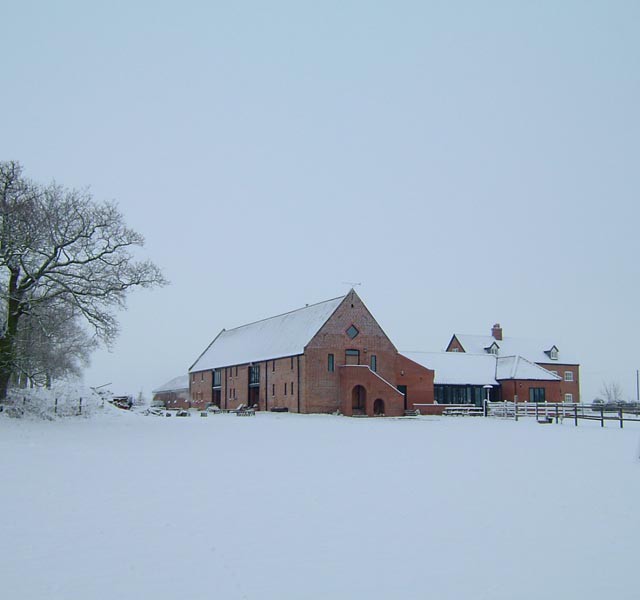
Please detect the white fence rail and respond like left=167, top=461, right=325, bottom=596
left=486, top=401, right=640, bottom=427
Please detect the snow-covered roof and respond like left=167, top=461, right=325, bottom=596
left=495, top=356, right=561, bottom=381
left=190, top=295, right=345, bottom=372
left=152, top=374, right=189, bottom=394
left=451, top=334, right=578, bottom=365
left=401, top=351, right=561, bottom=385
left=401, top=352, right=498, bottom=386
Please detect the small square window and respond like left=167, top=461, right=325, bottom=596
left=346, top=325, right=359, bottom=339
left=564, top=371, right=574, bottom=382
left=564, top=393, right=573, bottom=402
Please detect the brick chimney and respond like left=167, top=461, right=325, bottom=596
left=491, top=323, right=503, bottom=341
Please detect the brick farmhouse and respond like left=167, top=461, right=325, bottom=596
left=171, top=290, right=580, bottom=415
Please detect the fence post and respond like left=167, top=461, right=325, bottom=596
left=600, top=406, right=604, bottom=428
left=78, top=397, right=82, bottom=416
left=619, top=406, right=624, bottom=429
left=483, top=400, right=488, bottom=417
left=574, top=404, right=578, bottom=427
left=54, top=398, right=58, bottom=415
left=555, top=403, right=559, bottom=424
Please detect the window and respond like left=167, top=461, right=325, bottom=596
left=235, top=366, right=238, bottom=377
left=564, top=371, right=574, bottom=382
left=201, top=372, right=204, bottom=381
left=284, top=383, right=287, bottom=395
left=213, top=369, right=221, bottom=387
left=487, top=343, right=499, bottom=355
left=452, top=348, right=459, bottom=352
left=345, top=349, right=360, bottom=365
left=550, top=348, right=559, bottom=360
left=192, top=374, right=196, bottom=382
left=272, top=360, right=275, bottom=372
left=249, top=365, right=260, bottom=385
left=564, top=393, right=573, bottom=402
left=272, top=384, right=275, bottom=396
left=346, top=325, right=359, bottom=339
left=291, top=381, right=294, bottom=395
left=328, top=354, right=335, bottom=372
left=370, top=355, right=377, bottom=372
left=291, top=357, right=294, bottom=370
left=529, top=387, right=546, bottom=403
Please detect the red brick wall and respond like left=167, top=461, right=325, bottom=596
left=154, top=389, right=191, bottom=409
left=446, top=337, right=465, bottom=352
left=395, top=354, right=435, bottom=411
left=339, top=365, right=405, bottom=416
left=262, top=355, right=303, bottom=412
left=537, top=363, right=580, bottom=403
left=303, top=290, right=398, bottom=414
left=189, top=370, right=212, bottom=409
left=499, top=379, right=562, bottom=403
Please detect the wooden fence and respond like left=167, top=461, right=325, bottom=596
left=486, top=401, right=640, bottom=428
left=0, top=395, right=103, bottom=417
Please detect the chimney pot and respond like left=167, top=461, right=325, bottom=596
left=491, top=323, right=503, bottom=341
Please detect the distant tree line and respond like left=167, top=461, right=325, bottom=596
left=0, top=161, right=167, bottom=399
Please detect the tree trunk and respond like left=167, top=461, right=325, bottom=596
left=0, top=268, right=23, bottom=400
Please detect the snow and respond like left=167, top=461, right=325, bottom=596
left=1, top=410, right=638, bottom=599
left=452, top=334, right=579, bottom=365
left=402, top=351, right=498, bottom=385
left=151, top=374, right=189, bottom=394
left=403, top=351, right=561, bottom=384
left=495, top=355, right=561, bottom=381
left=189, top=295, right=344, bottom=372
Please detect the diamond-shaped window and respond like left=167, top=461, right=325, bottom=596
left=346, top=325, right=359, bottom=339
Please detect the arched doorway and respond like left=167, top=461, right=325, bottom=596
left=373, top=399, right=385, bottom=416
left=352, top=385, right=366, bottom=415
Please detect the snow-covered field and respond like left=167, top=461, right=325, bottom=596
left=1, top=409, right=638, bottom=600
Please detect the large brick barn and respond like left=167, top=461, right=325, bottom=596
left=184, top=290, right=580, bottom=415
left=189, top=289, right=434, bottom=416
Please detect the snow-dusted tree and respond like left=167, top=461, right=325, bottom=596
left=12, top=299, right=99, bottom=387
left=600, top=381, right=624, bottom=404
left=0, top=161, right=167, bottom=399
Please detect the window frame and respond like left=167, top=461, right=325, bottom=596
left=346, top=325, right=359, bottom=340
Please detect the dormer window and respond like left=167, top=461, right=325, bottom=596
left=547, top=346, right=559, bottom=361
left=486, top=342, right=499, bottom=355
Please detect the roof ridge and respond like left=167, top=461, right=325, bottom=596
left=221, top=294, right=347, bottom=334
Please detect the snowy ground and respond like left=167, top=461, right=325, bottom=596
left=1, top=409, right=638, bottom=600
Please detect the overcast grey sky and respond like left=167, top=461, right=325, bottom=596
left=1, top=1, right=638, bottom=401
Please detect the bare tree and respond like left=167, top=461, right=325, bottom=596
left=0, top=161, right=167, bottom=399
left=12, top=299, right=99, bottom=387
left=600, top=381, right=624, bottom=404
